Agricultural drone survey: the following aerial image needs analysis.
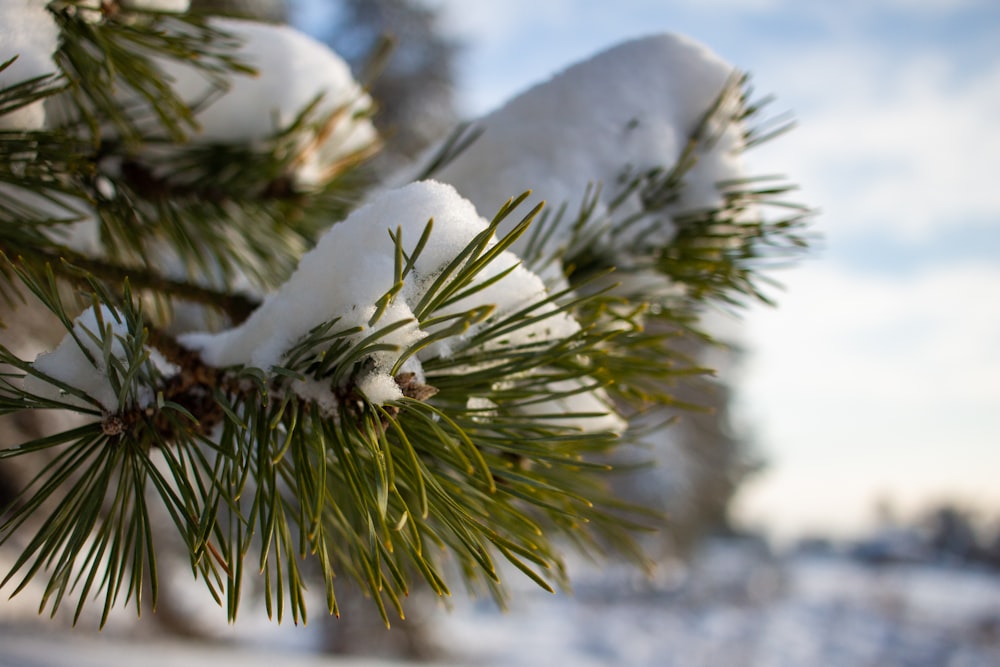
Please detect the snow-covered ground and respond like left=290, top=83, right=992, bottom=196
left=2, top=540, right=999, bottom=666
left=0, top=632, right=400, bottom=667
left=436, top=540, right=1000, bottom=667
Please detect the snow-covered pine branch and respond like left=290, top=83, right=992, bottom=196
left=423, top=33, right=809, bottom=307
left=180, top=179, right=621, bottom=428
left=428, top=34, right=745, bottom=266
left=2, top=179, right=634, bottom=626
left=415, top=33, right=809, bottom=417
left=0, top=2, right=809, bottom=629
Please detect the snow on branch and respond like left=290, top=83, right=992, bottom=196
left=179, top=180, right=614, bottom=425
left=27, top=303, right=176, bottom=413
left=0, top=0, right=61, bottom=129
left=422, top=33, right=809, bottom=306
left=130, top=17, right=379, bottom=192
left=0, top=5, right=810, bottom=627
left=428, top=34, right=745, bottom=264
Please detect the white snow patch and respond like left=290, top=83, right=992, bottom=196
left=181, top=181, right=587, bottom=410
left=0, top=183, right=102, bottom=255
left=0, top=0, right=60, bottom=129
left=121, top=0, right=190, bottom=11
left=288, top=377, right=340, bottom=417
left=515, top=378, right=626, bottom=435
left=28, top=305, right=175, bottom=412
left=427, top=33, right=746, bottom=271
left=147, top=18, right=377, bottom=191
left=356, top=371, right=404, bottom=404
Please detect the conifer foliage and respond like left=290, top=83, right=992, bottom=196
left=0, top=0, right=809, bottom=627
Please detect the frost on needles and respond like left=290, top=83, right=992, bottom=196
left=0, top=3, right=809, bottom=628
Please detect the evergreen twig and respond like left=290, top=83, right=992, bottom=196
left=0, top=8, right=811, bottom=628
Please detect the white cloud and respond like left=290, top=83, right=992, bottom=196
left=748, top=260, right=1000, bottom=408
left=747, top=45, right=1000, bottom=241
left=732, top=259, right=1000, bottom=538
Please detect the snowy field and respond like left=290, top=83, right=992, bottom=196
left=2, top=541, right=999, bottom=667
left=435, top=539, right=1000, bottom=667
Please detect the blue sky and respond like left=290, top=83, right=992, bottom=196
left=295, top=0, right=1000, bottom=539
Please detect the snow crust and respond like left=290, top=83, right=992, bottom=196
left=429, top=33, right=746, bottom=272
left=29, top=305, right=175, bottom=412
left=0, top=0, right=60, bottom=129
left=148, top=18, right=377, bottom=191
left=180, top=181, right=583, bottom=406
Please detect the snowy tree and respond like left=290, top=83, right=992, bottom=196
left=0, top=0, right=809, bottom=630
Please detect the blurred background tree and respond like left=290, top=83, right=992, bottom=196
left=320, top=0, right=459, bottom=169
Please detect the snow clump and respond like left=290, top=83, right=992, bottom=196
left=120, top=0, right=191, bottom=11
left=0, top=0, right=60, bottom=130
left=28, top=305, right=177, bottom=412
left=429, top=33, right=747, bottom=277
left=144, top=18, right=378, bottom=191
left=180, top=181, right=589, bottom=408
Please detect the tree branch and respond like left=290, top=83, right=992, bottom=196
left=1, top=241, right=261, bottom=323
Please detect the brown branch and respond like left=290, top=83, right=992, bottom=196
left=101, top=327, right=229, bottom=442
left=104, top=325, right=440, bottom=446
left=2, top=241, right=260, bottom=324
left=138, top=326, right=228, bottom=440
left=118, top=159, right=306, bottom=205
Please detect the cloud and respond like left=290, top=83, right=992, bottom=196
left=740, top=259, right=1000, bottom=409
left=733, top=258, right=1000, bottom=537
left=746, top=38, right=1000, bottom=242
left=880, top=0, right=993, bottom=10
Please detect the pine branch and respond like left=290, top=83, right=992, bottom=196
left=567, top=73, right=812, bottom=301
left=502, top=72, right=814, bottom=418
left=0, top=194, right=654, bottom=624
left=49, top=2, right=256, bottom=146
left=412, top=121, right=483, bottom=181
left=0, top=247, right=259, bottom=324
left=0, top=61, right=66, bottom=121
left=1, top=7, right=811, bottom=631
